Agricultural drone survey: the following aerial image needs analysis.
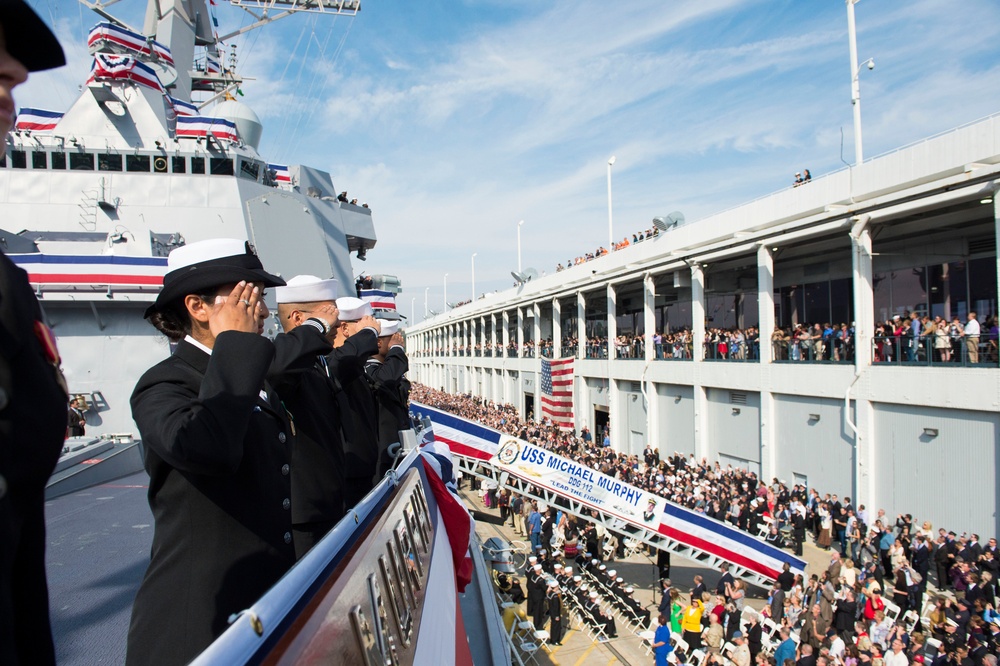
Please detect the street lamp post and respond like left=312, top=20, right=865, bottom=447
left=444, top=273, right=448, bottom=311
left=517, top=220, right=524, bottom=273
left=607, top=155, right=616, bottom=249
left=410, top=296, right=416, bottom=323
left=471, top=252, right=477, bottom=302
left=424, top=287, right=429, bottom=318
left=847, top=0, right=873, bottom=165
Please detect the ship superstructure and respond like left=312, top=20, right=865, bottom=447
left=1, top=0, right=374, bottom=436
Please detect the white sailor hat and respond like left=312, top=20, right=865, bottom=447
left=553, top=563, right=563, bottom=569
left=335, top=296, right=372, bottom=321
left=547, top=580, right=558, bottom=588
left=275, top=275, right=339, bottom=304
left=149, top=238, right=284, bottom=318
left=564, top=567, right=573, bottom=574
left=598, top=565, right=607, bottom=571
left=533, top=564, right=542, bottom=571
left=625, top=586, right=634, bottom=593
left=591, top=559, right=599, bottom=565
left=376, top=318, right=400, bottom=337
left=580, top=584, right=588, bottom=591
left=589, top=590, right=598, bottom=598
left=573, top=576, right=582, bottom=582
left=539, top=549, right=547, bottom=556
left=528, top=556, right=537, bottom=563
left=608, top=569, right=617, bottom=577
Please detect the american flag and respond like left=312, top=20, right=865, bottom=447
left=541, top=357, right=574, bottom=430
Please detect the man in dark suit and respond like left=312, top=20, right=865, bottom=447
left=67, top=397, right=86, bottom=437
left=0, top=6, right=70, bottom=664
left=691, top=574, right=706, bottom=602
left=717, top=563, right=735, bottom=598
left=912, top=534, right=931, bottom=593
left=364, top=318, right=411, bottom=480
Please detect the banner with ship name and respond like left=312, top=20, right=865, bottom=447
left=409, top=402, right=501, bottom=462
left=491, top=437, right=806, bottom=580
left=88, top=22, right=174, bottom=66
left=15, top=108, right=63, bottom=132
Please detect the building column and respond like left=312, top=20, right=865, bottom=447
left=480, top=316, right=486, bottom=356
left=691, top=264, right=706, bottom=362
left=533, top=302, right=541, bottom=358
left=851, top=216, right=876, bottom=510
left=576, top=292, right=586, bottom=360
left=607, top=284, right=619, bottom=449
left=517, top=307, right=524, bottom=359
left=643, top=273, right=656, bottom=362
left=643, top=273, right=658, bottom=451
left=758, top=246, right=777, bottom=478
left=552, top=298, right=562, bottom=358
left=690, top=264, right=708, bottom=461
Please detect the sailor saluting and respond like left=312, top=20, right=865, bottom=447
left=0, top=3, right=68, bottom=665
left=127, top=239, right=294, bottom=665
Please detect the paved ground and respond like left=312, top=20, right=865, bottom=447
left=462, top=487, right=834, bottom=666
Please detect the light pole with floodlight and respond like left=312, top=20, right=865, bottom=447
left=847, top=0, right=874, bottom=165
left=471, top=252, right=477, bottom=302
left=607, top=155, right=616, bottom=249
left=410, top=297, right=416, bottom=323
left=517, top=220, right=524, bottom=273
left=424, top=287, right=429, bottom=318
left=443, top=273, right=448, bottom=312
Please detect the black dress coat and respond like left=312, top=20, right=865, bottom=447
left=364, top=345, right=411, bottom=479
left=126, top=332, right=297, bottom=666
left=269, top=324, right=347, bottom=557
left=0, top=251, right=68, bottom=666
left=326, top=329, right=379, bottom=505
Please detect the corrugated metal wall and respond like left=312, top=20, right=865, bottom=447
left=618, top=382, right=647, bottom=456
left=773, top=394, right=855, bottom=495
left=708, top=388, right=761, bottom=466
left=655, top=383, right=695, bottom=457
left=873, top=403, right=999, bottom=539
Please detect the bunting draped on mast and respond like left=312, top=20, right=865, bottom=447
left=87, top=53, right=165, bottom=93
left=87, top=22, right=173, bottom=66
left=175, top=116, right=240, bottom=143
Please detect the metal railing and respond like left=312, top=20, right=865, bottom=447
left=703, top=341, right=759, bottom=362
left=771, top=338, right=853, bottom=363
left=872, top=335, right=998, bottom=367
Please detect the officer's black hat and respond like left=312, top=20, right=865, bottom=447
left=0, top=0, right=66, bottom=72
left=146, top=239, right=286, bottom=318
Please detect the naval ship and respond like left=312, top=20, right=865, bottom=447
left=4, top=1, right=510, bottom=663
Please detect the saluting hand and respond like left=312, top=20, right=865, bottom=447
left=210, top=281, right=263, bottom=338
left=389, top=331, right=405, bottom=349
left=357, top=315, right=381, bottom=335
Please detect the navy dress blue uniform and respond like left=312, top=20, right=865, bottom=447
left=126, top=332, right=297, bottom=665
left=327, top=330, right=380, bottom=506
left=0, top=3, right=69, bottom=663
left=269, top=324, right=347, bottom=557
left=364, top=344, right=411, bottom=479
left=0, top=251, right=69, bottom=666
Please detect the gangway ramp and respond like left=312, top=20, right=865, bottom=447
left=411, top=402, right=806, bottom=589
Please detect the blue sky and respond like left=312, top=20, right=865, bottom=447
left=19, top=0, right=1000, bottom=321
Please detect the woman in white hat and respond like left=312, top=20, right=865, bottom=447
left=127, top=239, right=292, bottom=665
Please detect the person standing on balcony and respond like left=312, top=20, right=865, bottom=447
left=965, top=311, right=981, bottom=363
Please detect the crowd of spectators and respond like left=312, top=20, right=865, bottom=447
left=411, top=384, right=1000, bottom=664
left=555, top=226, right=660, bottom=274
left=873, top=312, right=998, bottom=365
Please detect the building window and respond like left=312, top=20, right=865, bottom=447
left=32, top=151, right=47, bottom=169
left=9, top=150, right=26, bottom=169
left=171, top=156, right=186, bottom=173
left=190, top=156, right=205, bottom=174
left=239, top=159, right=259, bottom=180
left=51, top=152, right=66, bottom=169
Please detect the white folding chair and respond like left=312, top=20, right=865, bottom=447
left=882, top=597, right=901, bottom=624
left=640, top=629, right=655, bottom=656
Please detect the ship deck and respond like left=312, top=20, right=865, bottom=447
left=45, top=471, right=151, bottom=665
